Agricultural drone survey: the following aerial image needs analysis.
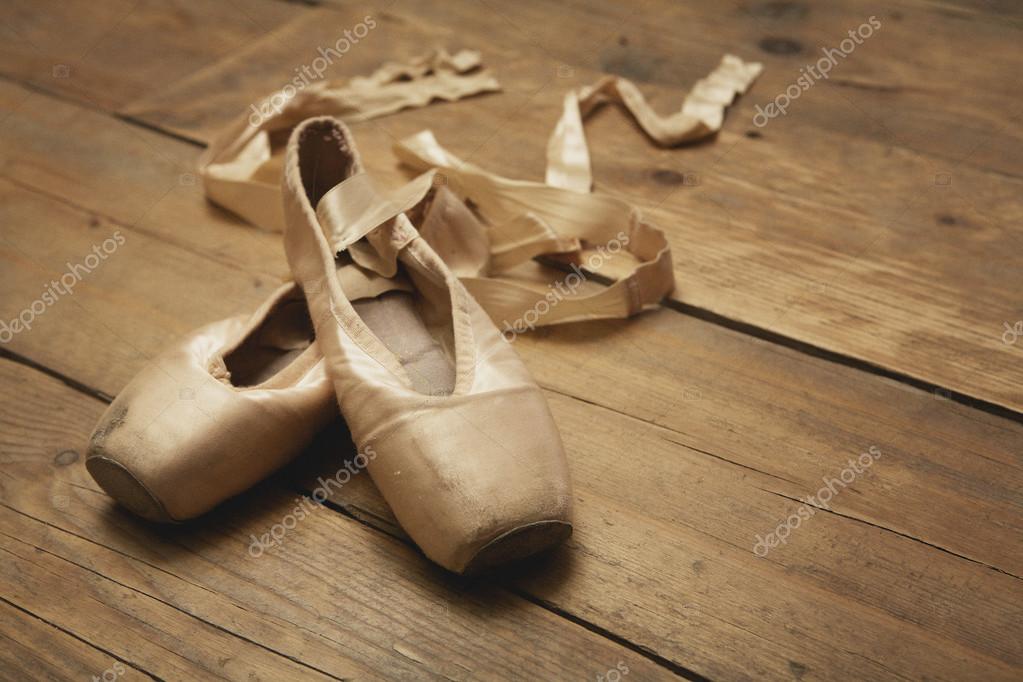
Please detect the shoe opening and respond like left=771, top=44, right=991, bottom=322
left=222, top=287, right=315, bottom=387
left=298, top=119, right=360, bottom=206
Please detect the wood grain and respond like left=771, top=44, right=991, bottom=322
left=115, top=1, right=1023, bottom=409
left=0, top=0, right=294, bottom=110
left=1, top=1, right=1022, bottom=679
left=0, top=517, right=342, bottom=680
left=0, top=601, right=148, bottom=682
left=0, top=359, right=671, bottom=681
left=0, top=118, right=1020, bottom=677
left=6, top=0, right=1023, bottom=408
left=3, top=301, right=1022, bottom=681
left=1, top=79, right=1020, bottom=576
left=386, top=0, right=1023, bottom=175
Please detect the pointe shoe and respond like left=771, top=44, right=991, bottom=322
left=282, top=117, right=573, bottom=573
left=85, top=283, right=336, bottom=522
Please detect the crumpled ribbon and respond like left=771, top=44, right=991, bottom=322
left=199, top=48, right=500, bottom=232
left=201, top=49, right=762, bottom=327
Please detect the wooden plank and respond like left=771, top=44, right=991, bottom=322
left=351, top=88, right=1023, bottom=412
left=1, top=149, right=1021, bottom=678
left=0, top=519, right=342, bottom=680
left=3, top=299, right=1022, bottom=682
left=1, top=6, right=1021, bottom=679
left=0, top=359, right=670, bottom=681
left=0, top=80, right=1020, bottom=575
left=380, top=0, right=1023, bottom=176
left=0, top=0, right=294, bottom=110
left=0, top=601, right=148, bottom=682
left=8, top=62, right=1023, bottom=418
left=112, top=0, right=1023, bottom=180
left=290, top=390, right=1023, bottom=681
left=4, top=0, right=1022, bottom=407
left=3, top=0, right=1020, bottom=174
left=109, top=2, right=1023, bottom=410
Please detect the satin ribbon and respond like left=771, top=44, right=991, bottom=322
left=199, top=48, right=500, bottom=233
left=202, top=50, right=763, bottom=327
left=547, top=54, right=763, bottom=191
left=389, top=132, right=675, bottom=325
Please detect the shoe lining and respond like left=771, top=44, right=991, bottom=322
left=300, top=120, right=457, bottom=396
left=223, top=289, right=314, bottom=387
left=299, top=124, right=359, bottom=206
left=353, top=289, right=455, bottom=396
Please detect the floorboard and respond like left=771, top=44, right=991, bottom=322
left=0, top=358, right=673, bottom=681
left=116, top=1, right=1023, bottom=409
left=1, top=168, right=1020, bottom=677
left=1, top=0, right=1022, bottom=679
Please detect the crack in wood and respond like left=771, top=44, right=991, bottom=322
left=0, top=504, right=350, bottom=680
left=0, top=595, right=161, bottom=681
left=758, top=488, right=1023, bottom=582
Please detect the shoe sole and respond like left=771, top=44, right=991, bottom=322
left=461, top=520, right=573, bottom=575
left=85, top=455, right=175, bottom=523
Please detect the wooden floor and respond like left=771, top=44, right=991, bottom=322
left=1, top=1, right=1021, bottom=679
